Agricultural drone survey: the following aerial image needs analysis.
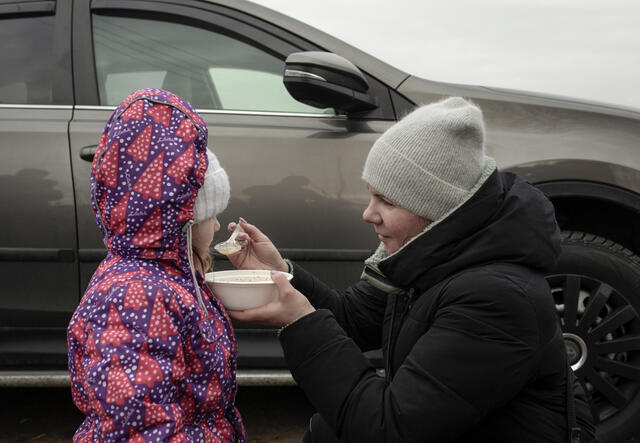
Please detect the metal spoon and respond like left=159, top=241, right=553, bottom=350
left=214, top=222, right=243, bottom=255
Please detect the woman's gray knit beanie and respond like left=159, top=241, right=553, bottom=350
left=362, top=96, right=496, bottom=222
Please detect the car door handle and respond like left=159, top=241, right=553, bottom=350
left=80, top=145, right=97, bottom=162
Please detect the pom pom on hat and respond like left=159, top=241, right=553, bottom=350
left=362, top=96, right=496, bottom=222
left=193, top=149, right=230, bottom=223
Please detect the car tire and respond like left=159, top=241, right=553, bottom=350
left=546, top=231, right=640, bottom=443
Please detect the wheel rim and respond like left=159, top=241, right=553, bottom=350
left=548, top=273, right=640, bottom=423
left=564, top=332, right=589, bottom=371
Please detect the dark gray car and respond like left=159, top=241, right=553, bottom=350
left=1, top=0, right=639, bottom=441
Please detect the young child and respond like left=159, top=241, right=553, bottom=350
left=67, top=88, right=245, bottom=442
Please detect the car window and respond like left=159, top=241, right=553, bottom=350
left=92, top=13, right=329, bottom=113
left=0, top=14, right=56, bottom=104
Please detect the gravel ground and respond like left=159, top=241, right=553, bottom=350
left=0, top=386, right=313, bottom=442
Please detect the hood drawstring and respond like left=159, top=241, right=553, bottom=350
left=183, top=220, right=207, bottom=311
left=92, top=149, right=110, bottom=240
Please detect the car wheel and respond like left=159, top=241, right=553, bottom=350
left=546, top=231, right=640, bottom=443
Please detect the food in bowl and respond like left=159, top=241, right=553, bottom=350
left=218, top=276, right=271, bottom=283
left=205, top=269, right=293, bottom=310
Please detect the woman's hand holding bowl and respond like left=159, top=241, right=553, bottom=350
left=228, top=271, right=315, bottom=327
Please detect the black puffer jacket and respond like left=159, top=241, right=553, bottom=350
left=280, top=171, right=571, bottom=442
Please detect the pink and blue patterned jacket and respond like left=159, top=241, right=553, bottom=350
left=67, top=88, right=245, bottom=442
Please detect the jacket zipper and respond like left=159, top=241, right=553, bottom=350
left=385, top=293, right=398, bottom=383
left=386, top=288, right=415, bottom=381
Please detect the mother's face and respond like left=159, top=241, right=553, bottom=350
left=362, top=185, right=431, bottom=255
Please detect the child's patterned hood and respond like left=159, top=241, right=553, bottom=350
left=91, top=88, right=208, bottom=271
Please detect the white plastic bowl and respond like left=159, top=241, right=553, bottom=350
left=205, top=269, right=293, bottom=310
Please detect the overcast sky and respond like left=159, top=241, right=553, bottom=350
left=252, top=0, right=640, bottom=110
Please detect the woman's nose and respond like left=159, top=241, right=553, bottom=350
left=362, top=202, right=380, bottom=224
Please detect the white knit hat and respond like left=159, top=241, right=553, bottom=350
left=362, top=97, right=496, bottom=222
left=193, top=149, right=230, bottom=223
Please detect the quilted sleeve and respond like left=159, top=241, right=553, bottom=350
left=289, top=262, right=388, bottom=352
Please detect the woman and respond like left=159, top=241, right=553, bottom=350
left=67, top=88, right=245, bottom=442
left=227, top=97, right=594, bottom=442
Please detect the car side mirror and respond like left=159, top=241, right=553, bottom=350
left=283, top=51, right=378, bottom=114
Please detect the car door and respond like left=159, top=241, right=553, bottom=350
left=0, top=0, right=76, bottom=367
left=70, top=0, right=396, bottom=368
